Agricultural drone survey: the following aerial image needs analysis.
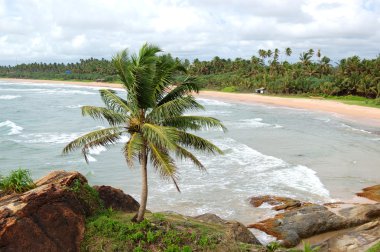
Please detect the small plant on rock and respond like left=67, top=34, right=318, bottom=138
left=266, top=241, right=281, bottom=251
left=0, top=169, right=35, bottom=194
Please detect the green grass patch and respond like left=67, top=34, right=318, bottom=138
left=81, top=210, right=253, bottom=251
left=366, top=241, right=380, bottom=252
left=0, top=169, right=35, bottom=194
left=220, top=86, right=239, bottom=92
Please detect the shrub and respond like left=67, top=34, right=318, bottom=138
left=221, top=86, right=238, bottom=92
left=0, top=169, right=35, bottom=194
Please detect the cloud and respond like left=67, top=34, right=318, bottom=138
left=0, top=0, right=379, bottom=65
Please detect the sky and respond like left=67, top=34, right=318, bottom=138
left=0, top=0, right=379, bottom=65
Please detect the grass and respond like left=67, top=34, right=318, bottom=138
left=220, top=86, right=239, bottom=92
left=366, top=241, right=380, bottom=252
left=0, top=169, right=35, bottom=194
left=81, top=210, right=258, bottom=252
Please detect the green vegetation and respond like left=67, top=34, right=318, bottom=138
left=0, top=169, right=35, bottom=194
left=266, top=241, right=281, bottom=251
left=1, top=48, right=379, bottom=103
left=221, top=85, right=238, bottom=92
left=63, top=43, right=226, bottom=222
left=69, top=179, right=104, bottom=215
left=366, top=241, right=380, bottom=252
left=82, top=210, right=242, bottom=251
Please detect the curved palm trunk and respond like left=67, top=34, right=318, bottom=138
left=136, top=147, right=148, bottom=222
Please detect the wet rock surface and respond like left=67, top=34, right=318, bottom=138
left=248, top=202, right=380, bottom=247
left=357, top=184, right=380, bottom=202
left=318, top=220, right=380, bottom=252
left=249, top=195, right=313, bottom=211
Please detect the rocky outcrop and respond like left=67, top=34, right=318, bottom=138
left=249, top=195, right=312, bottom=211
left=195, top=213, right=261, bottom=245
left=318, top=221, right=380, bottom=251
left=248, top=203, right=380, bottom=247
left=93, top=185, right=139, bottom=212
left=0, top=171, right=91, bottom=252
left=357, top=184, right=380, bottom=202
left=0, top=171, right=146, bottom=252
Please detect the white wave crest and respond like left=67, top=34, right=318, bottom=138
left=0, top=120, right=23, bottom=135
left=88, top=146, right=107, bottom=155
left=18, top=133, right=82, bottom=144
left=65, top=104, right=83, bottom=109
left=232, top=118, right=282, bottom=129
left=0, top=95, right=21, bottom=100
left=340, top=123, right=372, bottom=134
left=197, top=98, right=232, bottom=107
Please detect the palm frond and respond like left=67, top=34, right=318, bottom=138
left=99, top=89, right=133, bottom=114
left=163, top=116, right=227, bottom=132
left=178, top=131, right=223, bottom=155
left=141, top=123, right=178, bottom=150
left=63, top=127, right=123, bottom=163
left=175, top=145, right=205, bottom=171
left=148, top=96, right=204, bottom=122
left=112, top=50, right=134, bottom=90
left=148, top=142, right=180, bottom=192
left=81, top=106, right=129, bottom=126
left=158, top=76, right=200, bottom=105
left=123, top=132, right=143, bottom=167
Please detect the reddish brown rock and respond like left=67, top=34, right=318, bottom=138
left=249, top=195, right=312, bottom=211
left=0, top=171, right=93, bottom=252
left=93, top=185, right=139, bottom=213
left=357, top=185, right=380, bottom=202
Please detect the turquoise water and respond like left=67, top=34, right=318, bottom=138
left=1, top=80, right=379, bottom=227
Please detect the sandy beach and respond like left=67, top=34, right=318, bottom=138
left=2, top=78, right=380, bottom=127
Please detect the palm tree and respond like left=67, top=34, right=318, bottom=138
left=285, top=47, right=292, bottom=57
left=63, top=43, right=226, bottom=222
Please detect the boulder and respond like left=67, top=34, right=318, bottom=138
left=318, top=221, right=380, bottom=252
left=195, top=213, right=261, bottom=245
left=0, top=171, right=97, bottom=252
left=248, top=203, right=380, bottom=247
left=93, top=185, right=139, bottom=213
left=357, top=184, right=380, bottom=202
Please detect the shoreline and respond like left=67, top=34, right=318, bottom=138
left=2, top=77, right=380, bottom=128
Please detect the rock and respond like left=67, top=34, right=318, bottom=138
left=318, top=221, right=380, bottom=252
left=194, top=213, right=226, bottom=224
left=93, top=185, right=139, bottom=213
left=225, top=221, right=262, bottom=245
left=248, top=203, right=380, bottom=247
left=357, top=184, right=380, bottom=202
left=0, top=170, right=97, bottom=252
left=195, top=213, right=261, bottom=245
left=249, top=195, right=311, bottom=211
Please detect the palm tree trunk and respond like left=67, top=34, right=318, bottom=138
left=136, top=147, right=148, bottom=222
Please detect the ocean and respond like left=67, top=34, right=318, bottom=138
left=1, top=80, right=379, bottom=241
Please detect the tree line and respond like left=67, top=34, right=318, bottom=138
left=1, top=48, right=379, bottom=99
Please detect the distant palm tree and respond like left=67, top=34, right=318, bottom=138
left=285, top=47, right=292, bottom=57
left=63, top=43, right=226, bottom=222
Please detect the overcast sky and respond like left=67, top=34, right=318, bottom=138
left=0, top=0, right=379, bottom=65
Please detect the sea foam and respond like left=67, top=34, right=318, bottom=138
left=0, top=95, right=21, bottom=100
left=0, top=120, right=23, bottom=135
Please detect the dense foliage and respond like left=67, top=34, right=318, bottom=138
left=1, top=48, right=379, bottom=99
left=189, top=49, right=380, bottom=99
